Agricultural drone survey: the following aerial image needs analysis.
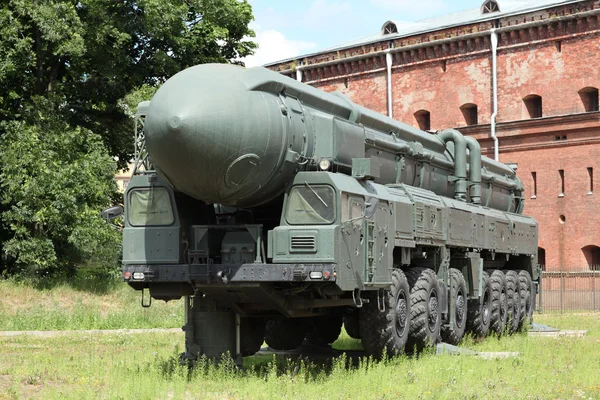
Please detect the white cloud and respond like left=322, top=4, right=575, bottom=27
left=369, top=0, right=448, bottom=15
left=304, top=0, right=352, bottom=27
left=243, top=24, right=317, bottom=67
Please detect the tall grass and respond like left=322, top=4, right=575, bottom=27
left=0, top=314, right=599, bottom=399
left=1, top=274, right=600, bottom=398
left=0, top=271, right=183, bottom=331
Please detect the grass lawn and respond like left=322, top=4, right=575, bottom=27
left=0, top=278, right=183, bottom=331
left=1, top=278, right=599, bottom=399
left=0, top=313, right=599, bottom=399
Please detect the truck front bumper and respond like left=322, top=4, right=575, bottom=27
left=122, top=263, right=337, bottom=284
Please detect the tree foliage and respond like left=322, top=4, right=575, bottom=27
left=0, top=115, right=121, bottom=276
left=0, top=0, right=256, bottom=163
left=0, top=0, right=256, bottom=277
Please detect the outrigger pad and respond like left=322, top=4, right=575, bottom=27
left=184, top=296, right=237, bottom=361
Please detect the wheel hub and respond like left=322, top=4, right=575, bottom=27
left=456, top=293, right=465, bottom=326
left=428, top=293, right=439, bottom=332
left=482, top=291, right=490, bottom=325
left=395, top=295, right=407, bottom=335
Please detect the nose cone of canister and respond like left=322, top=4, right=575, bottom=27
left=144, top=64, right=286, bottom=206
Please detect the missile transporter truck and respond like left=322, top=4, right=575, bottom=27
left=122, top=63, right=538, bottom=362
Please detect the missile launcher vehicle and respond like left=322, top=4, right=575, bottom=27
left=121, top=63, right=539, bottom=362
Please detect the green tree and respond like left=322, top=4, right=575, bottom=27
left=0, top=115, right=120, bottom=277
left=0, top=0, right=256, bottom=164
left=0, top=0, right=257, bottom=277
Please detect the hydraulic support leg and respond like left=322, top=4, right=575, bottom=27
left=182, top=293, right=240, bottom=365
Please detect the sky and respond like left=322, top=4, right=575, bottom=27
left=244, top=0, right=525, bottom=66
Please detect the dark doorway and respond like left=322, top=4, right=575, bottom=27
left=414, top=110, right=431, bottom=131
left=460, top=103, right=478, bottom=126
left=582, top=245, right=600, bottom=270
left=538, top=247, right=546, bottom=270
left=579, top=87, right=599, bottom=112
left=523, top=94, right=543, bottom=118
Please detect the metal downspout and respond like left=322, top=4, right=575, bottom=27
left=464, top=136, right=482, bottom=204
left=280, top=8, right=600, bottom=78
left=296, top=65, right=303, bottom=82
left=490, top=28, right=499, bottom=161
left=437, top=129, right=468, bottom=201
left=385, top=50, right=393, bottom=118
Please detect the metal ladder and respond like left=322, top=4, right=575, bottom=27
left=366, top=221, right=376, bottom=283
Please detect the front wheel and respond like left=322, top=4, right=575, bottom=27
left=441, top=268, right=468, bottom=345
left=359, top=269, right=411, bottom=357
left=467, top=271, right=492, bottom=338
left=306, top=315, right=343, bottom=346
left=241, top=317, right=266, bottom=356
left=490, top=270, right=508, bottom=335
left=342, top=309, right=361, bottom=340
left=405, top=267, right=441, bottom=352
left=264, top=319, right=307, bottom=350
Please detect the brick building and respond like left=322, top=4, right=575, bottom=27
left=266, top=0, right=600, bottom=271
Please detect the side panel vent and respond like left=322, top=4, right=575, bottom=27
left=290, top=235, right=317, bottom=253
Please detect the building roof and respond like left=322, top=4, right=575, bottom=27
left=264, top=0, right=583, bottom=67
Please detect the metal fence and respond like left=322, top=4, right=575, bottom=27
left=538, top=268, right=600, bottom=313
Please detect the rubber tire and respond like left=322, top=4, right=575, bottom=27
left=517, top=270, right=534, bottom=329
left=490, top=270, right=508, bottom=336
left=467, top=271, right=492, bottom=338
left=241, top=317, right=266, bottom=357
left=264, top=319, right=307, bottom=351
left=343, top=310, right=361, bottom=340
left=504, top=270, right=521, bottom=334
left=306, top=315, right=343, bottom=346
left=359, top=269, right=411, bottom=357
left=441, top=268, right=468, bottom=345
left=405, top=267, right=441, bottom=352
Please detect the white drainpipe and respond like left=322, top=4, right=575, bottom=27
left=490, top=28, right=499, bottom=161
left=385, top=50, right=393, bottom=118
left=296, top=65, right=303, bottom=82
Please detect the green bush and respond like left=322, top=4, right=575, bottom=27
left=0, top=116, right=121, bottom=278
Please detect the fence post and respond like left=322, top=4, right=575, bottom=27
left=538, top=272, right=543, bottom=314
left=594, top=270, right=597, bottom=312
left=560, top=270, right=564, bottom=314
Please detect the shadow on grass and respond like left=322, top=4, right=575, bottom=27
left=147, top=343, right=436, bottom=384
left=12, top=266, right=123, bottom=295
left=65, top=267, right=123, bottom=294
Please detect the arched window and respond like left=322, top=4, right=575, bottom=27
left=579, top=87, right=599, bottom=112
left=481, top=0, right=500, bottom=14
left=582, top=245, right=600, bottom=270
left=381, top=21, right=398, bottom=35
left=523, top=94, right=543, bottom=118
left=538, top=247, right=546, bottom=270
left=460, top=103, right=478, bottom=126
left=414, top=110, right=431, bottom=131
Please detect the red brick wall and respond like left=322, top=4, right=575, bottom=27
left=268, top=2, right=600, bottom=271
left=313, top=71, right=388, bottom=116
left=497, top=37, right=600, bottom=122
left=503, top=141, right=600, bottom=269
left=390, top=56, right=492, bottom=129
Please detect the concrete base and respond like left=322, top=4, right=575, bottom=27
left=435, top=343, right=520, bottom=359
left=528, top=322, right=587, bottom=337
left=528, top=330, right=588, bottom=337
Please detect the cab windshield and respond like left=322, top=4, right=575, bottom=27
left=285, top=184, right=335, bottom=225
left=128, top=187, right=175, bottom=226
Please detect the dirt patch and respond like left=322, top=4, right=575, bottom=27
left=0, top=375, right=12, bottom=398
